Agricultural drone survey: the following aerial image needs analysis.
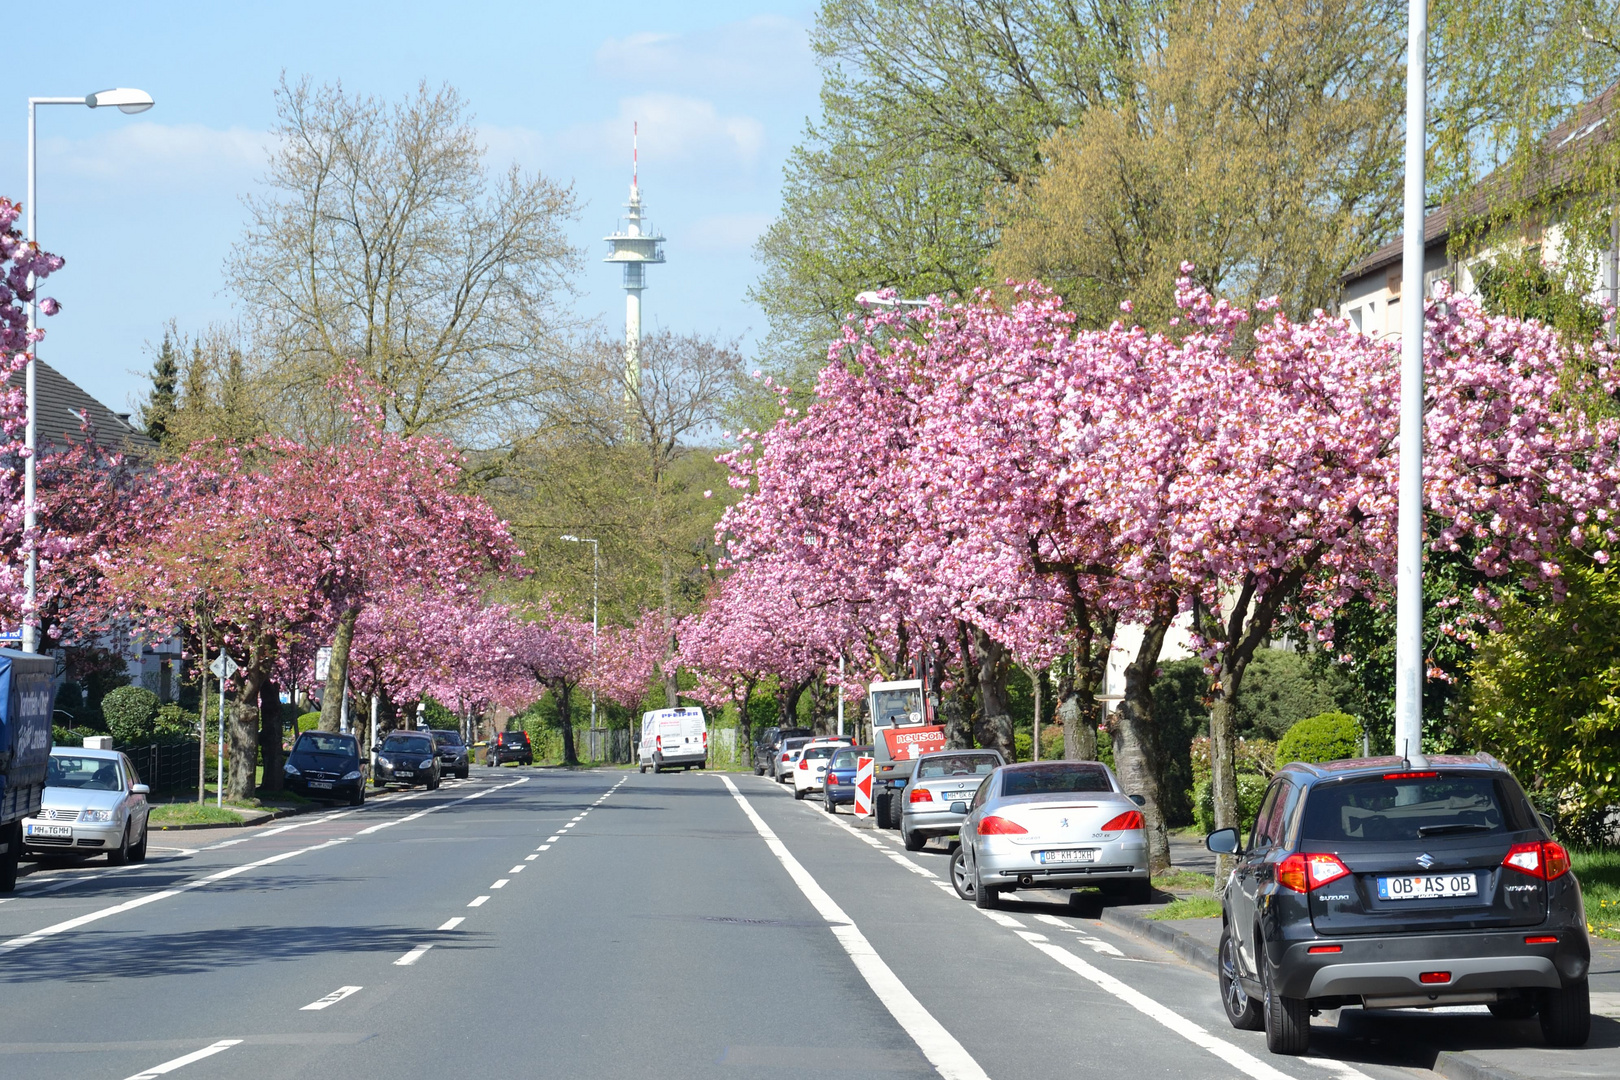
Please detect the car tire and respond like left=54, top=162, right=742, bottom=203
left=902, top=829, right=926, bottom=852
left=1262, top=952, right=1311, bottom=1055
left=638, top=763, right=646, bottom=774
left=793, top=785, right=806, bottom=800
left=652, top=754, right=663, bottom=775
left=1121, top=877, right=1153, bottom=905
left=428, top=776, right=439, bottom=791
left=1538, top=978, right=1591, bottom=1047
left=824, top=797, right=836, bottom=814
left=950, top=848, right=975, bottom=902
left=754, top=766, right=765, bottom=777
left=350, top=785, right=366, bottom=807
left=457, top=768, right=469, bottom=780
left=129, top=822, right=148, bottom=863
left=972, top=854, right=1000, bottom=910
left=874, top=792, right=893, bottom=829
left=1219, top=927, right=1263, bottom=1031
left=0, top=821, right=20, bottom=892
left=108, top=823, right=131, bottom=866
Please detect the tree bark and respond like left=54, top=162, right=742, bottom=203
left=970, top=625, right=1015, bottom=760
left=257, top=677, right=284, bottom=793
left=940, top=696, right=971, bottom=749
left=317, top=605, right=360, bottom=733
left=1113, top=616, right=1173, bottom=873
left=227, top=658, right=267, bottom=802
left=778, top=676, right=809, bottom=729
left=557, top=679, right=578, bottom=766
left=1059, top=610, right=1117, bottom=760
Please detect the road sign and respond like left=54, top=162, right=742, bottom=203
left=854, top=756, right=874, bottom=818
left=314, top=646, right=332, bottom=681
left=880, top=725, right=947, bottom=761
left=209, top=654, right=239, bottom=680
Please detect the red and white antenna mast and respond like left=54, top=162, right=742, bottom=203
left=604, top=122, right=664, bottom=400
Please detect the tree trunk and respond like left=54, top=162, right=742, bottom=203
left=257, top=678, right=284, bottom=794
left=555, top=679, right=578, bottom=766
left=227, top=661, right=267, bottom=802
left=779, top=677, right=808, bottom=728
left=1059, top=611, right=1117, bottom=760
left=317, top=605, right=360, bottom=733
left=1114, top=616, right=1173, bottom=873
left=941, top=696, right=972, bottom=750
left=735, top=679, right=757, bottom=762
left=971, top=625, right=1015, bottom=761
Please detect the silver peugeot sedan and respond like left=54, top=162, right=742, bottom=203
left=899, top=749, right=1004, bottom=851
left=951, top=760, right=1149, bottom=909
left=23, top=747, right=152, bottom=864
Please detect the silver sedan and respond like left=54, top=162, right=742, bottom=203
left=899, top=749, right=1004, bottom=851
left=23, top=747, right=152, bottom=864
left=951, top=761, right=1150, bottom=909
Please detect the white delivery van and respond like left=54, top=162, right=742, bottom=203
left=637, top=707, right=708, bottom=773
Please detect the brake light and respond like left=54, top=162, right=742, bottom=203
left=656, top=736, right=662, bottom=749
left=1305, top=853, right=1352, bottom=888
left=1277, top=853, right=1309, bottom=892
left=827, top=774, right=839, bottom=785
left=908, top=788, right=933, bottom=804
left=978, top=815, right=1027, bottom=835
left=1099, top=810, right=1143, bottom=831
left=781, top=753, right=789, bottom=762
left=1525, top=935, right=1558, bottom=944
left=799, top=759, right=809, bottom=770
left=1419, top=971, right=1451, bottom=985
left=1504, top=841, right=1571, bottom=881
left=1383, top=771, right=1438, bottom=780
left=1307, top=945, right=1342, bottom=954
left=702, top=731, right=708, bottom=747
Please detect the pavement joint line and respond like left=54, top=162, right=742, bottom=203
left=491, top=879, right=509, bottom=888
left=438, top=917, right=465, bottom=931
left=467, top=896, right=489, bottom=907
left=121, top=1038, right=241, bottom=1079
left=299, top=986, right=361, bottom=1011
left=393, top=943, right=433, bottom=966
left=719, top=775, right=990, bottom=1080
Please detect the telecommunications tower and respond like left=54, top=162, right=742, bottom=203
left=604, top=123, right=665, bottom=399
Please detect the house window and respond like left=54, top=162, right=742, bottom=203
left=1349, top=307, right=1364, bottom=331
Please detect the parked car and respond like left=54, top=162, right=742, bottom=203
left=488, top=730, right=533, bottom=766
left=1207, top=754, right=1591, bottom=1055
left=951, top=760, right=1150, bottom=910
left=373, top=731, right=441, bottom=789
left=754, top=726, right=812, bottom=776
left=822, top=745, right=873, bottom=813
left=638, top=707, right=708, bottom=773
left=900, top=749, right=1005, bottom=851
left=774, top=737, right=813, bottom=784
left=431, top=729, right=470, bottom=780
left=283, top=731, right=366, bottom=805
left=791, top=738, right=853, bottom=800
left=23, top=747, right=151, bottom=864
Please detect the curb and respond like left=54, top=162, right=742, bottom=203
left=1431, top=1052, right=1534, bottom=1080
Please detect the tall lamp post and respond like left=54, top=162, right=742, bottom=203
left=560, top=535, right=599, bottom=730
left=22, top=87, right=154, bottom=654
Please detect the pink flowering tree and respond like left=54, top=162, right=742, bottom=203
left=508, top=612, right=594, bottom=765
left=585, top=612, right=664, bottom=710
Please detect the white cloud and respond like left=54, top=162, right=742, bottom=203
left=680, top=211, right=774, bottom=254
left=562, top=93, right=766, bottom=177
left=42, top=123, right=271, bottom=186
left=595, top=16, right=814, bottom=96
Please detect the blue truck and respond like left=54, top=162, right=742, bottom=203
left=0, top=649, right=57, bottom=891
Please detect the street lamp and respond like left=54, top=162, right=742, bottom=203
left=22, top=88, right=154, bottom=654
left=559, top=535, right=599, bottom=730
left=854, top=290, right=929, bottom=310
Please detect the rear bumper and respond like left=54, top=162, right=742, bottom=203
left=902, top=807, right=968, bottom=837
left=976, top=835, right=1148, bottom=885
left=824, top=782, right=855, bottom=804
left=650, top=751, right=706, bottom=767
left=1275, top=929, right=1590, bottom=999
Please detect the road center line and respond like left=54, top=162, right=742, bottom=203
left=300, top=986, right=362, bottom=1011
left=467, top=896, right=490, bottom=907
left=508, top=865, right=525, bottom=873
left=491, top=879, right=509, bottom=889
left=719, top=776, right=990, bottom=1080
left=537, top=844, right=551, bottom=851
left=121, top=1039, right=241, bottom=1079
left=438, top=917, right=465, bottom=931
left=524, top=854, right=538, bottom=861
left=394, top=944, right=433, bottom=966
left=546, top=835, right=560, bottom=842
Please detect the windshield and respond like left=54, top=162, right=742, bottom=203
left=783, top=738, right=811, bottom=752
left=1000, top=764, right=1112, bottom=797
left=47, top=755, right=122, bottom=791
left=1300, top=773, right=1531, bottom=843
left=432, top=730, right=463, bottom=746
left=383, top=736, right=432, bottom=754
left=294, top=734, right=358, bottom=757
left=918, top=753, right=1000, bottom=778
left=870, top=688, right=923, bottom=728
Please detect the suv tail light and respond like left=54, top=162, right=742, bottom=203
left=908, top=788, right=933, bottom=803
left=1276, top=852, right=1352, bottom=893
left=1504, top=841, right=1571, bottom=880
left=978, top=815, right=1027, bottom=835
left=1099, top=810, right=1143, bottom=831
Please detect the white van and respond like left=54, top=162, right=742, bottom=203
left=637, top=707, right=708, bottom=773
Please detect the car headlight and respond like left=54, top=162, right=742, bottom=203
left=342, top=770, right=361, bottom=781
left=376, top=756, right=391, bottom=767
left=284, top=762, right=301, bottom=775
left=83, top=809, right=114, bottom=822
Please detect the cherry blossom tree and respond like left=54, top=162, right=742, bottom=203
left=509, top=613, right=594, bottom=766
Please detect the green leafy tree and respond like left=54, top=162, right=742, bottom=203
left=101, top=686, right=160, bottom=745
left=1276, top=712, right=1362, bottom=766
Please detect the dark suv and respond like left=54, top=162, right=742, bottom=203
left=1208, top=754, right=1590, bottom=1055
left=488, top=730, right=533, bottom=766
left=431, top=729, right=470, bottom=779
left=753, top=726, right=812, bottom=776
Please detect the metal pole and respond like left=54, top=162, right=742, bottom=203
left=215, top=665, right=226, bottom=808
left=1032, top=669, right=1041, bottom=762
left=836, top=655, right=845, bottom=738
left=591, top=539, right=598, bottom=730
left=22, top=99, right=37, bottom=655
left=198, top=635, right=207, bottom=803
left=339, top=668, right=349, bottom=734
left=1394, top=0, right=1429, bottom=768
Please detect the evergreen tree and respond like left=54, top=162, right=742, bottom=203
left=138, top=332, right=179, bottom=445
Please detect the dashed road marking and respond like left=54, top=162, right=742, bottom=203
left=300, top=985, right=362, bottom=1011
left=121, top=1039, right=241, bottom=1079
left=491, top=879, right=509, bottom=889
left=394, top=943, right=433, bottom=966
left=524, top=854, right=538, bottom=861
left=509, top=865, right=525, bottom=873
left=438, top=917, right=465, bottom=931
left=468, top=896, right=490, bottom=908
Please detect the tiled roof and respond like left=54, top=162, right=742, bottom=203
left=5, top=359, right=158, bottom=455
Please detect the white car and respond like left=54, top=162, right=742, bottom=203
left=792, top=738, right=854, bottom=800
left=638, top=707, right=708, bottom=773
left=774, top=737, right=812, bottom=783
left=23, top=747, right=151, bottom=864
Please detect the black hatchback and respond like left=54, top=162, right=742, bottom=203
left=1207, top=754, right=1590, bottom=1055
left=284, top=732, right=366, bottom=805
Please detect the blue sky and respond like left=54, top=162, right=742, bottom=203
left=4, top=1, right=820, bottom=415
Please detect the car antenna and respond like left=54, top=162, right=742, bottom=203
left=1401, top=739, right=1411, bottom=771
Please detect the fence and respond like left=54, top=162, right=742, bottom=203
left=118, top=740, right=201, bottom=792
left=584, top=727, right=632, bottom=764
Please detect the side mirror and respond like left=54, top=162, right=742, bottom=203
left=131, top=784, right=150, bottom=796
left=1538, top=812, right=1556, bottom=835
left=1206, top=827, right=1241, bottom=855
left=1128, top=793, right=1146, bottom=807
left=949, top=801, right=969, bottom=814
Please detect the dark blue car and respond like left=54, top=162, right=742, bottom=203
left=822, top=745, right=872, bottom=814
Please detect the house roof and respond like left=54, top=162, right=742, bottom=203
left=6, top=359, right=158, bottom=456
left=1344, top=82, right=1620, bottom=282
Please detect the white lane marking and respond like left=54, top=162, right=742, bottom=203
left=537, top=844, right=551, bottom=851
left=509, top=865, right=525, bottom=873
left=524, top=854, right=538, bottom=861
left=300, top=985, right=362, bottom=1011
left=1015, top=931, right=1294, bottom=1080
left=122, top=1039, right=242, bottom=1078
left=491, top=879, right=509, bottom=889
left=813, top=806, right=938, bottom=878
left=467, top=896, right=490, bottom=907
left=0, top=839, right=349, bottom=956
left=546, top=835, right=560, bottom=842
left=719, top=776, right=990, bottom=1080
left=1301, top=1059, right=1379, bottom=1080
left=1032, top=913, right=1124, bottom=956
left=438, top=917, right=465, bottom=931
left=357, top=777, right=528, bottom=835
left=0, top=898, right=9, bottom=905
left=394, top=943, right=433, bottom=966
left=978, top=909, right=1024, bottom=929
left=571, top=815, right=584, bottom=822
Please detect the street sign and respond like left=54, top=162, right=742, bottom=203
left=854, top=756, right=874, bottom=818
left=880, top=725, right=947, bottom=761
left=0, top=628, right=21, bottom=645
left=209, top=654, right=239, bottom=680
left=315, top=646, right=332, bottom=681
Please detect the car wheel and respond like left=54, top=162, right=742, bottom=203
left=458, top=768, right=469, bottom=780
left=972, top=852, right=1000, bottom=910
left=372, top=777, right=385, bottom=788
left=129, top=822, right=148, bottom=863
left=1538, top=978, right=1591, bottom=1047
left=1487, top=998, right=1538, bottom=1021
left=638, top=763, right=646, bottom=774
left=950, top=848, right=975, bottom=902
left=652, top=754, right=663, bottom=775
left=0, top=821, right=20, bottom=892
left=824, top=796, right=836, bottom=814
left=754, top=767, right=765, bottom=776
left=428, top=776, right=440, bottom=791
left=1261, top=950, right=1311, bottom=1054
left=1120, top=877, right=1153, bottom=905
left=107, top=822, right=131, bottom=866
left=793, top=785, right=806, bottom=800
left=874, top=792, right=893, bottom=829
left=1219, top=927, right=1262, bottom=1030
left=902, top=829, right=926, bottom=852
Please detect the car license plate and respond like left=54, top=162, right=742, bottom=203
left=1377, top=873, right=1478, bottom=900
left=27, top=824, right=71, bottom=837
left=309, top=781, right=334, bottom=789
left=1037, top=849, right=1097, bottom=865
left=946, top=790, right=974, bottom=802
left=395, top=770, right=413, bottom=777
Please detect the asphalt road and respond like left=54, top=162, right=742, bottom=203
left=0, top=767, right=1607, bottom=1080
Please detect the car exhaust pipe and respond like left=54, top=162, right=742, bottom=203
left=1019, top=874, right=1035, bottom=886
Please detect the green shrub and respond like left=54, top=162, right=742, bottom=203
left=296, top=712, right=322, bottom=733
left=1194, top=773, right=1268, bottom=835
left=1276, top=712, right=1361, bottom=766
left=154, top=703, right=199, bottom=739
left=101, top=686, right=160, bottom=744
left=51, top=726, right=84, bottom=747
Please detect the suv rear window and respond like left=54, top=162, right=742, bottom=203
left=1000, top=763, right=1112, bottom=796
left=918, top=753, right=1000, bottom=778
left=1299, top=772, right=1536, bottom=843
